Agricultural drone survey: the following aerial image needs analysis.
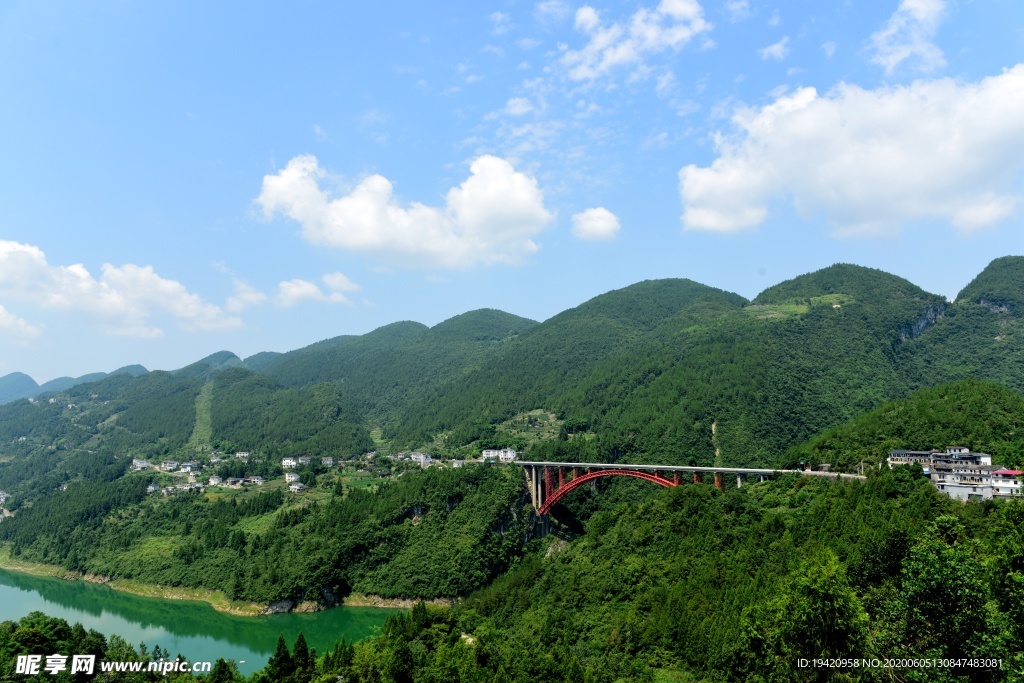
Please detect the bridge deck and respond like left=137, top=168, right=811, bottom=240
left=514, top=461, right=865, bottom=481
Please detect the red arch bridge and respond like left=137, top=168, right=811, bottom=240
left=515, top=461, right=866, bottom=515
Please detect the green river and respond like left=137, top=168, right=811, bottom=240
left=0, top=568, right=398, bottom=675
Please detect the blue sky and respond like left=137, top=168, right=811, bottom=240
left=1, top=0, right=1023, bottom=382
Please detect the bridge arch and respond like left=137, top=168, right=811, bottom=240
left=538, top=468, right=676, bottom=515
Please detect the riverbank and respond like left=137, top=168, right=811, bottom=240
left=343, top=593, right=454, bottom=609
left=0, top=547, right=431, bottom=615
left=0, top=547, right=263, bottom=616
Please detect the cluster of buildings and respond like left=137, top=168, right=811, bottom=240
left=392, top=452, right=433, bottom=466
left=281, top=455, right=334, bottom=469
left=149, top=481, right=205, bottom=496
left=888, top=446, right=1023, bottom=501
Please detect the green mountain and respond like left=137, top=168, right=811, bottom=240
left=0, top=372, right=37, bottom=403
left=5, top=257, right=1024, bottom=483
left=389, top=265, right=952, bottom=467
left=900, top=256, right=1024, bottom=392
left=0, top=365, right=150, bottom=406
left=4, top=258, right=1024, bottom=682
left=245, top=309, right=538, bottom=422
left=788, top=378, right=1024, bottom=472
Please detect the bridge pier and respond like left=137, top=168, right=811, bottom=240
left=693, top=472, right=701, bottom=484
left=737, top=474, right=743, bottom=488
left=714, top=472, right=723, bottom=490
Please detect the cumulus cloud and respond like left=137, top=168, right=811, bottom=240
left=868, top=0, right=946, bottom=75
left=506, top=97, right=535, bottom=116
left=759, top=36, right=789, bottom=61
left=0, top=304, right=41, bottom=341
left=276, top=279, right=349, bottom=307
left=0, top=240, right=239, bottom=337
left=322, top=272, right=361, bottom=292
left=571, top=207, right=621, bottom=241
left=257, top=155, right=554, bottom=269
left=226, top=279, right=267, bottom=313
left=679, top=66, right=1024, bottom=234
left=725, top=0, right=750, bottom=22
left=560, top=0, right=712, bottom=81
left=535, top=0, right=571, bottom=23
left=491, top=11, right=512, bottom=34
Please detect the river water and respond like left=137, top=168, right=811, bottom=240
left=0, top=568, right=398, bottom=676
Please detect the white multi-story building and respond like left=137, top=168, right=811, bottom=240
left=282, top=458, right=297, bottom=469
left=285, top=472, right=300, bottom=483
left=887, top=446, right=992, bottom=475
left=482, top=448, right=517, bottom=462
left=890, top=446, right=1020, bottom=501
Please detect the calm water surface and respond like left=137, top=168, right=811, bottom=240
left=0, top=568, right=398, bottom=675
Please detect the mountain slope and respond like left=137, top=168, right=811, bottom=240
left=246, top=311, right=538, bottom=422
left=0, top=373, right=37, bottom=403
left=901, top=256, right=1024, bottom=392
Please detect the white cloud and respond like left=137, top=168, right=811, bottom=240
left=679, top=66, right=1024, bottom=234
left=868, top=0, right=946, bottom=75
left=759, top=36, right=789, bottom=61
left=257, top=155, right=554, bottom=269
left=276, top=279, right=348, bottom=307
left=506, top=97, right=535, bottom=116
left=656, top=71, right=677, bottom=97
left=226, top=279, right=267, bottom=313
left=535, top=0, right=571, bottom=23
left=725, top=0, right=750, bottom=21
left=0, top=304, right=41, bottom=341
left=571, top=207, right=621, bottom=241
left=821, top=41, right=837, bottom=58
left=517, top=37, right=541, bottom=50
left=560, top=0, right=712, bottom=81
left=767, top=10, right=780, bottom=26
left=491, top=11, right=512, bottom=34
left=0, top=241, right=239, bottom=337
left=322, top=272, right=361, bottom=292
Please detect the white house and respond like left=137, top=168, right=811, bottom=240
left=410, top=452, right=432, bottom=465
left=289, top=482, right=310, bottom=493
left=208, top=476, right=223, bottom=486
left=235, top=451, right=250, bottom=460
left=297, top=456, right=312, bottom=466
left=282, top=458, right=297, bottom=469
left=285, top=472, right=300, bottom=483
left=482, top=448, right=517, bottom=462
left=322, top=457, right=334, bottom=467
left=161, top=461, right=179, bottom=471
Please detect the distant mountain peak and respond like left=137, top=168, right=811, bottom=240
left=957, top=255, right=1024, bottom=310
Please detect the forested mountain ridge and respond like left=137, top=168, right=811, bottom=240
left=2, top=257, right=1024, bottom=491
left=241, top=310, right=537, bottom=422
left=0, top=364, right=148, bottom=405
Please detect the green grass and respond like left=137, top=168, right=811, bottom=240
left=742, top=303, right=809, bottom=319
left=499, top=409, right=563, bottom=445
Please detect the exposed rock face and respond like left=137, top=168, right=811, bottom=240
left=263, top=599, right=295, bottom=614
left=979, top=298, right=1015, bottom=313
left=900, top=304, right=948, bottom=340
